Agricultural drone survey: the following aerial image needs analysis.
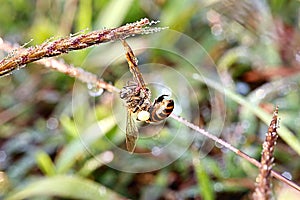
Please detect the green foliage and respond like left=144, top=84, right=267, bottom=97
left=193, top=153, right=215, bottom=200
left=6, top=175, right=121, bottom=200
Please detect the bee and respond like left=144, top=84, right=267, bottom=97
left=119, top=39, right=174, bottom=153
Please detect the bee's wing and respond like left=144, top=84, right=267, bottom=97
left=126, top=110, right=138, bottom=153
left=120, top=39, right=146, bottom=88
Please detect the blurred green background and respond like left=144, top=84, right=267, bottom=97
left=1, top=0, right=300, bottom=199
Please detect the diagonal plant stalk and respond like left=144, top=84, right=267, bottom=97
left=0, top=18, right=165, bottom=77
left=0, top=38, right=119, bottom=93
left=170, top=113, right=300, bottom=193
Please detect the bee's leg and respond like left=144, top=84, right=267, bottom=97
left=132, top=106, right=139, bottom=113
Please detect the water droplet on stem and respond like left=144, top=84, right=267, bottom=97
left=87, top=83, right=104, bottom=97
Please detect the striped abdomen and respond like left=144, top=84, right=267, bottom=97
left=149, top=95, right=174, bottom=122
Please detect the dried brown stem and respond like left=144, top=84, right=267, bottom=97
left=0, top=39, right=119, bottom=93
left=42, top=59, right=120, bottom=93
left=0, top=18, right=165, bottom=77
left=253, top=106, right=279, bottom=200
left=170, top=113, right=300, bottom=193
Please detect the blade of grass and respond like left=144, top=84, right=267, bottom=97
left=5, top=175, right=122, bottom=200
left=55, top=116, right=116, bottom=173
left=95, top=0, right=134, bottom=29
left=193, top=152, right=215, bottom=200
left=76, top=0, right=92, bottom=31
left=77, top=151, right=114, bottom=177
left=35, top=151, right=56, bottom=176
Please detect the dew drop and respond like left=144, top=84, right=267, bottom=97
left=47, top=117, right=59, bottom=130
left=214, top=182, right=224, bottom=192
left=282, top=171, right=292, bottom=180
left=192, top=73, right=202, bottom=80
left=0, top=150, right=7, bottom=162
left=149, top=20, right=160, bottom=25
left=241, top=120, right=251, bottom=131
left=211, top=24, right=223, bottom=36
left=255, top=88, right=266, bottom=99
left=236, top=82, right=250, bottom=95
left=215, top=142, right=224, bottom=148
left=151, top=146, right=162, bottom=156
left=295, top=51, right=300, bottom=63
left=100, top=151, right=114, bottom=163
left=87, top=83, right=104, bottom=97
